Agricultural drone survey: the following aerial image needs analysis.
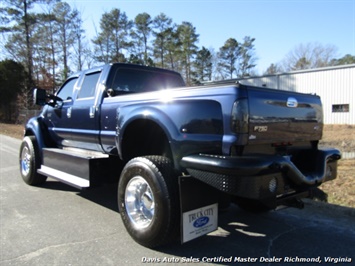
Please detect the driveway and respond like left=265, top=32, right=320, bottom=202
left=1, top=135, right=354, bottom=265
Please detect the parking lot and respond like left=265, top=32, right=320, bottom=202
left=1, top=135, right=354, bottom=265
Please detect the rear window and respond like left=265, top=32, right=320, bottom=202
left=109, top=68, right=184, bottom=94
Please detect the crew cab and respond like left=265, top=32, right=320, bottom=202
left=19, top=63, right=341, bottom=248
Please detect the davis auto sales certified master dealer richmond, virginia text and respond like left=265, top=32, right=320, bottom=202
left=141, top=256, right=352, bottom=263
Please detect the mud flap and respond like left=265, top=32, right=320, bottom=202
left=179, top=176, right=219, bottom=243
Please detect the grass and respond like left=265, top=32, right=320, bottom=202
left=1, top=122, right=354, bottom=208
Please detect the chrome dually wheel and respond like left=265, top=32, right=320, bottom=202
left=20, top=146, right=31, bottom=176
left=118, top=156, right=179, bottom=248
left=19, top=136, right=47, bottom=185
left=125, top=176, right=155, bottom=229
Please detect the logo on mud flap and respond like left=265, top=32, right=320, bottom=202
left=193, top=216, right=209, bottom=228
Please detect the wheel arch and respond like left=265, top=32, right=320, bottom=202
left=24, top=117, right=45, bottom=160
left=23, top=116, right=54, bottom=162
left=117, top=105, right=181, bottom=165
left=120, top=117, right=175, bottom=164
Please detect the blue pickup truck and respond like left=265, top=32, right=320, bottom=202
left=19, top=63, right=340, bottom=247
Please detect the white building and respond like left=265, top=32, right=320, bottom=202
left=236, top=64, right=355, bottom=124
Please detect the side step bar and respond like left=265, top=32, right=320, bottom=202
left=38, top=165, right=90, bottom=190
left=38, top=148, right=118, bottom=190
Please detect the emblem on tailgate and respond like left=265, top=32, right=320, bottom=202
left=287, top=97, right=298, bottom=108
left=254, top=126, right=268, bottom=132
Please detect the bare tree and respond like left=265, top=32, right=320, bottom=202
left=71, top=7, right=90, bottom=71
left=281, top=42, right=338, bottom=71
left=264, top=63, right=282, bottom=75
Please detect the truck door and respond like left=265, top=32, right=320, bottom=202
left=69, top=70, right=102, bottom=151
left=45, top=77, right=78, bottom=144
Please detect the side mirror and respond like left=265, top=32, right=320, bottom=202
left=33, top=88, right=63, bottom=108
left=33, top=88, right=47, bottom=106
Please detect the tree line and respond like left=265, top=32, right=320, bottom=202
left=0, top=1, right=257, bottom=87
left=1, top=0, right=354, bottom=122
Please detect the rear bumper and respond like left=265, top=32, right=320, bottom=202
left=180, top=148, right=341, bottom=200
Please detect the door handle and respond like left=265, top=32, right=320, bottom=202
left=67, top=107, right=72, bottom=118
left=89, top=106, right=95, bottom=118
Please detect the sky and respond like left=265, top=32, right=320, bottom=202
left=67, top=0, right=355, bottom=74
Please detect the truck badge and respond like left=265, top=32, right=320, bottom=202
left=287, top=97, right=298, bottom=108
left=254, top=126, right=268, bottom=132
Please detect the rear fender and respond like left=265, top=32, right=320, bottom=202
left=116, top=99, right=224, bottom=169
left=116, top=106, right=179, bottom=161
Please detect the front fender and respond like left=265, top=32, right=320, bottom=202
left=24, top=116, right=52, bottom=162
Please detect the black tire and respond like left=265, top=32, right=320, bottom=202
left=19, top=136, right=47, bottom=185
left=118, top=156, right=179, bottom=248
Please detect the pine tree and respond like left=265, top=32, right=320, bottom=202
left=218, top=38, right=240, bottom=79
left=53, top=2, right=78, bottom=80
left=176, top=22, right=199, bottom=84
left=92, top=8, right=132, bottom=64
left=132, top=12, right=152, bottom=65
left=152, top=13, right=173, bottom=68
left=0, top=60, right=25, bottom=121
left=1, top=0, right=42, bottom=106
left=239, top=36, right=257, bottom=77
left=192, top=46, right=213, bottom=84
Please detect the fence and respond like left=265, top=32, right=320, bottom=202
left=17, top=109, right=42, bottom=124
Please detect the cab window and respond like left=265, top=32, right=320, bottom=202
left=78, top=72, right=101, bottom=98
left=57, top=78, right=78, bottom=100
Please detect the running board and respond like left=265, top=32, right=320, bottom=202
left=38, top=148, right=119, bottom=190
left=38, top=165, right=90, bottom=190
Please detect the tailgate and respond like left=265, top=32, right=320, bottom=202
left=247, top=86, right=323, bottom=144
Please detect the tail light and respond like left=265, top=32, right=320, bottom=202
left=231, top=98, right=249, bottom=134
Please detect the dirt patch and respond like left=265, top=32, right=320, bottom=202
left=0, top=123, right=24, bottom=140
left=1, top=122, right=354, bottom=208
left=318, top=159, right=355, bottom=207
left=319, top=124, right=355, bottom=153
left=317, top=125, right=354, bottom=208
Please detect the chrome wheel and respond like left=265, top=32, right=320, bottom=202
left=118, top=156, right=179, bottom=247
left=19, top=136, right=47, bottom=185
left=125, top=176, right=155, bottom=229
left=20, top=146, right=31, bottom=176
